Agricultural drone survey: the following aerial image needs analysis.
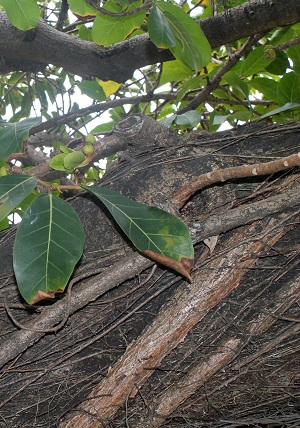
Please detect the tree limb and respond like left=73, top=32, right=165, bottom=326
left=0, top=0, right=299, bottom=82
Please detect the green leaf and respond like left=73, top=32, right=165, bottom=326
left=175, top=111, right=202, bottom=127
left=0, top=217, right=9, bottom=231
left=223, top=71, right=249, bottom=98
left=160, top=114, right=177, bottom=127
left=92, top=0, right=146, bottom=47
left=68, top=0, right=97, bottom=16
left=160, top=60, right=192, bottom=86
left=256, top=102, right=300, bottom=121
left=148, top=5, right=176, bottom=49
left=0, top=174, right=37, bottom=222
left=82, top=186, right=194, bottom=278
left=77, top=80, right=106, bottom=101
left=265, top=50, right=289, bottom=75
left=49, top=153, right=69, bottom=172
left=60, top=145, right=73, bottom=154
left=250, top=77, right=278, bottom=101
left=288, top=45, right=300, bottom=74
left=78, top=24, right=94, bottom=42
left=241, top=45, right=273, bottom=77
left=91, top=121, right=114, bottom=133
left=0, top=0, right=40, bottom=30
left=156, top=1, right=211, bottom=72
left=63, top=151, right=86, bottom=170
left=0, top=117, right=42, bottom=161
left=13, top=194, right=85, bottom=304
left=277, top=72, right=300, bottom=106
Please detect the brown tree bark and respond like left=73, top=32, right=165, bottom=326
left=0, top=116, right=299, bottom=427
left=0, top=0, right=299, bottom=81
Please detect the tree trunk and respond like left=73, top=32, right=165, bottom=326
left=0, top=117, right=299, bottom=427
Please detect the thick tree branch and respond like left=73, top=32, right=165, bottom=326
left=60, top=220, right=288, bottom=427
left=0, top=0, right=299, bottom=82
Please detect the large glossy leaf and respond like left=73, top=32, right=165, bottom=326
left=13, top=194, right=85, bottom=304
left=250, top=77, right=278, bottom=101
left=277, top=72, right=300, bottom=106
left=0, top=117, right=42, bottom=161
left=288, top=45, right=300, bottom=74
left=92, top=0, right=146, bottom=47
left=0, top=174, right=37, bottom=222
left=156, top=1, right=211, bottom=72
left=68, top=0, right=97, bottom=16
left=83, top=186, right=194, bottom=279
left=241, top=46, right=273, bottom=77
left=77, top=80, right=106, bottom=101
left=0, top=0, right=40, bottom=30
left=256, top=102, right=300, bottom=121
left=148, top=5, right=176, bottom=49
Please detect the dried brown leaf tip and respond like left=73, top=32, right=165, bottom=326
left=144, top=250, right=193, bottom=281
left=31, top=289, right=64, bottom=304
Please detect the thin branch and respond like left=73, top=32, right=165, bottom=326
left=55, top=0, right=69, bottom=31
left=29, top=93, right=176, bottom=134
left=172, top=152, right=300, bottom=209
left=177, top=33, right=264, bottom=114
left=276, top=35, right=300, bottom=51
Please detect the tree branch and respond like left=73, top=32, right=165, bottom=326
left=60, top=219, right=289, bottom=427
left=172, top=152, right=300, bottom=209
left=0, top=0, right=299, bottom=81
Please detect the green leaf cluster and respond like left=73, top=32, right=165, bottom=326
left=49, top=146, right=86, bottom=172
left=149, top=2, right=211, bottom=72
left=1, top=175, right=194, bottom=304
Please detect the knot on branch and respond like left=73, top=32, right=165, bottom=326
left=113, top=115, right=144, bottom=138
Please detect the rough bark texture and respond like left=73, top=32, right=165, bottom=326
left=0, top=0, right=299, bottom=81
left=0, top=117, right=299, bottom=427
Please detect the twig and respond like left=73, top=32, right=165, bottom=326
left=177, top=33, right=264, bottom=114
left=276, top=35, right=300, bottom=51
left=29, top=93, right=176, bottom=134
left=172, top=152, right=300, bottom=208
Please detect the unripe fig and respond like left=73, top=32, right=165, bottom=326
left=264, top=45, right=276, bottom=62
left=83, top=144, right=94, bottom=155
left=85, top=134, right=96, bottom=144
